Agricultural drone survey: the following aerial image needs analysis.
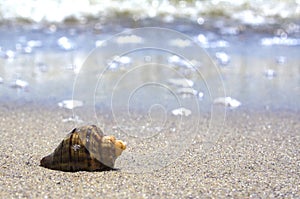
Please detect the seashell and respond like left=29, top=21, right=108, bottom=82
left=57, top=99, right=83, bottom=110
left=171, top=107, right=192, bottom=116
left=40, top=125, right=126, bottom=172
left=213, top=97, right=241, bottom=108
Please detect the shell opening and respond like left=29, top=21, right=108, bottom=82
left=101, top=135, right=126, bottom=157
left=115, top=140, right=126, bottom=157
left=115, top=140, right=126, bottom=150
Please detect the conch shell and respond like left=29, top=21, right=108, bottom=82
left=40, top=125, right=126, bottom=171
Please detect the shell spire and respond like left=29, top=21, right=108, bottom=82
left=40, top=125, right=126, bottom=172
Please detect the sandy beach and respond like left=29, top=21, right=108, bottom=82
left=0, top=101, right=299, bottom=198
left=0, top=1, right=299, bottom=197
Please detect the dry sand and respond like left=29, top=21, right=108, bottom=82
left=0, top=101, right=299, bottom=198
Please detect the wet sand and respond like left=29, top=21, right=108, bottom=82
left=0, top=102, right=299, bottom=198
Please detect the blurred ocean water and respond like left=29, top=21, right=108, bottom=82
left=0, top=0, right=299, bottom=113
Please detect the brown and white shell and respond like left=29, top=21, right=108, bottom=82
left=40, top=125, right=126, bottom=172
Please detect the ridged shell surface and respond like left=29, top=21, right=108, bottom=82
left=40, top=125, right=126, bottom=172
